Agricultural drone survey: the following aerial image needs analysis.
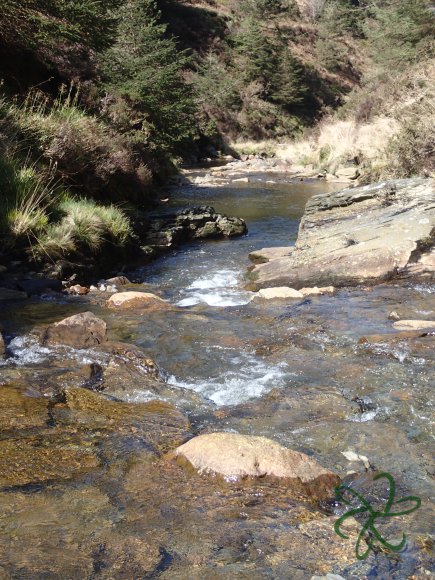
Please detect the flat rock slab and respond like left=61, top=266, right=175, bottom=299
left=249, top=178, right=435, bottom=289
left=392, top=319, right=435, bottom=331
left=106, top=291, right=171, bottom=311
left=54, top=387, right=191, bottom=454
left=173, top=432, right=338, bottom=499
left=249, top=247, right=293, bottom=264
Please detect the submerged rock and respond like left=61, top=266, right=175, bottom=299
left=106, top=291, right=170, bottom=310
left=0, top=385, right=49, bottom=431
left=55, top=387, right=191, bottom=453
left=41, top=311, right=107, bottom=348
left=172, top=432, right=338, bottom=499
left=0, top=435, right=99, bottom=487
left=106, top=275, right=131, bottom=286
left=249, top=178, right=435, bottom=289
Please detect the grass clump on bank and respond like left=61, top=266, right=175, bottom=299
left=34, top=198, right=133, bottom=261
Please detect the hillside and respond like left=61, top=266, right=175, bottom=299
left=0, top=0, right=433, bottom=275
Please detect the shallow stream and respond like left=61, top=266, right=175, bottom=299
left=0, top=170, right=433, bottom=578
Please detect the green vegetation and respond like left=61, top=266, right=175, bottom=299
left=0, top=0, right=433, bottom=272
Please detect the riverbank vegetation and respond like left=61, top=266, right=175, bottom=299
left=0, top=0, right=434, bottom=270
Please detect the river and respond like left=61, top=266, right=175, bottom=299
left=0, top=169, right=433, bottom=578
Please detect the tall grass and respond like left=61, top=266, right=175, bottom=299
left=33, top=198, right=133, bottom=260
left=0, top=88, right=134, bottom=263
left=275, top=116, right=400, bottom=173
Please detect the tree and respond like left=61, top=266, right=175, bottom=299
left=0, top=0, right=118, bottom=52
left=270, top=49, right=306, bottom=109
left=101, top=0, right=197, bottom=153
left=365, top=0, right=435, bottom=68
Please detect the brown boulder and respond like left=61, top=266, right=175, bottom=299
left=42, top=312, right=107, bottom=348
left=0, top=331, right=4, bottom=358
left=172, top=432, right=338, bottom=499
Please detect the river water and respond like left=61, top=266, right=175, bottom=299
left=0, top=170, right=433, bottom=578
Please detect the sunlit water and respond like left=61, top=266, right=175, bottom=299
left=0, top=171, right=434, bottom=577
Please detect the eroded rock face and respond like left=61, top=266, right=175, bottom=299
left=106, top=291, right=170, bottom=310
left=142, top=206, right=247, bottom=248
left=41, top=311, right=107, bottom=348
left=249, top=178, right=435, bottom=289
left=173, top=432, right=338, bottom=499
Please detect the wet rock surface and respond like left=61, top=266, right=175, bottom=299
left=173, top=432, right=339, bottom=499
left=143, top=206, right=247, bottom=249
left=41, top=311, right=107, bottom=348
left=249, top=178, right=435, bottom=289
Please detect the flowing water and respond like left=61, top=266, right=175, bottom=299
left=0, top=171, right=433, bottom=578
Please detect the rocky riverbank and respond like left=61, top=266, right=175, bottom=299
left=248, top=178, right=435, bottom=290
left=181, top=156, right=360, bottom=188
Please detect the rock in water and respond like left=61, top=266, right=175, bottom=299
left=392, top=319, right=435, bottom=331
left=172, top=432, right=338, bottom=499
left=249, top=178, right=435, bottom=289
left=254, top=287, right=303, bottom=299
left=0, top=331, right=4, bottom=358
left=106, top=291, right=170, bottom=310
left=42, top=312, right=107, bottom=348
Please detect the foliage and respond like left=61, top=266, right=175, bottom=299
left=365, top=0, right=435, bottom=69
left=0, top=0, right=118, bottom=56
left=34, top=197, right=133, bottom=260
left=101, top=0, right=197, bottom=154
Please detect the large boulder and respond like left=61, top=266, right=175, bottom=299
left=0, top=331, right=4, bottom=358
left=42, top=311, right=107, bottom=348
left=248, top=178, right=435, bottom=289
left=172, top=432, right=338, bottom=499
left=106, top=291, right=170, bottom=311
left=141, top=206, right=247, bottom=249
